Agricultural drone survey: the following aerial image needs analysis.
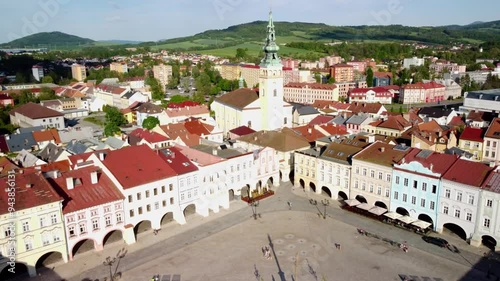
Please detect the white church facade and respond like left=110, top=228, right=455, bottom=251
left=211, top=11, right=293, bottom=136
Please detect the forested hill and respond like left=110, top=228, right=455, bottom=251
left=0, top=32, right=94, bottom=48
left=150, top=19, right=500, bottom=46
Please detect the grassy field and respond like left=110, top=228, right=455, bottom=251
left=195, top=42, right=324, bottom=58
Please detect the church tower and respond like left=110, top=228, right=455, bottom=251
left=259, top=10, right=286, bottom=130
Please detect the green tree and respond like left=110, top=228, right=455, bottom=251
left=104, top=123, right=121, bottom=137
left=38, top=88, right=57, bottom=101
left=15, top=72, right=28, bottom=83
left=366, top=67, right=374, bottom=87
left=104, top=106, right=126, bottom=127
left=145, top=76, right=164, bottom=100
left=195, top=72, right=211, bottom=96
left=142, top=116, right=160, bottom=130
left=14, top=90, right=37, bottom=105
left=168, top=95, right=190, bottom=104
left=41, top=76, right=54, bottom=84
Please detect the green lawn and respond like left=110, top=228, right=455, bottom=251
left=196, top=42, right=324, bottom=58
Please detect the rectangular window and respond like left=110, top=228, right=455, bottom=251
left=377, top=187, right=382, bottom=195
left=484, top=218, right=491, bottom=228
left=466, top=213, right=472, bottom=222
left=385, top=188, right=390, bottom=198
left=116, top=213, right=123, bottom=223
left=128, top=195, right=133, bottom=203
left=129, top=210, right=134, bottom=217
left=369, top=185, right=374, bottom=193
left=370, top=170, right=375, bottom=178
left=378, top=172, right=383, bottom=180
left=146, top=205, right=151, bottom=212
left=162, top=186, right=166, bottom=193
left=170, top=197, right=174, bottom=205
left=137, top=192, right=141, bottom=200
left=404, top=178, right=409, bottom=187
left=456, top=192, right=462, bottom=202
left=421, top=198, right=425, bottom=207
left=22, top=221, right=30, bottom=232
left=79, top=223, right=86, bottom=234
left=354, top=181, right=359, bottom=189
left=468, top=195, right=474, bottom=205
left=386, top=174, right=391, bottom=182
left=138, top=207, right=143, bottom=215
left=42, top=233, right=51, bottom=246
left=154, top=188, right=158, bottom=196
left=146, top=190, right=150, bottom=198
left=422, top=183, right=427, bottom=191
left=445, top=189, right=450, bottom=198
left=403, top=194, right=407, bottom=202
left=169, top=184, right=173, bottom=191
left=454, top=209, right=460, bottom=218
left=181, top=193, right=185, bottom=200
left=25, top=240, right=33, bottom=251
left=443, top=206, right=448, bottom=215
left=411, top=196, right=416, bottom=205
left=430, top=201, right=435, bottom=210
left=362, top=168, right=367, bottom=176
left=487, top=199, right=493, bottom=207
left=155, top=202, right=159, bottom=210
left=51, top=214, right=58, bottom=224
left=432, top=185, right=437, bottom=194
left=394, top=191, right=399, bottom=200
left=105, top=216, right=112, bottom=227
left=40, top=217, right=46, bottom=228
left=395, top=176, right=400, bottom=185
left=92, top=219, right=99, bottom=230
left=355, top=167, right=359, bottom=174
left=69, top=226, right=75, bottom=237
left=413, top=180, right=418, bottom=189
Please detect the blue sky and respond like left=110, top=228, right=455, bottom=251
left=1, top=0, right=499, bottom=43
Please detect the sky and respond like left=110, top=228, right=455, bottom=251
left=1, top=0, right=499, bottom=44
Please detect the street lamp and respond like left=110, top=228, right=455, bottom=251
left=309, top=199, right=330, bottom=219
left=321, top=199, right=330, bottom=219
left=250, top=200, right=261, bottom=220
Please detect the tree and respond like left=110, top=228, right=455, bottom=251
left=104, top=123, right=121, bottom=137
left=366, top=67, right=374, bottom=87
left=142, top=116, right=160, bottom=130
left=145, top=76, right=164, bottom=100
left=195, top=72, right=211, bottom=96
left=38, top=88, right=57, bottom=101
left=104, top=106, right=126, bottom=127
left=41, top=76, right=54, bottom=84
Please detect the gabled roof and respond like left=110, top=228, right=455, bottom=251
left=38, top=143, right=66, bottom=163
left=331, top=115, right=347, bottom=125
left=48, top=166, right=124, bottom=214
left=158, top=147, right=198, bottom=175
left=0, top=170, right=62, bottom=215
left=229, top=126, right=256, bottom=137
left=14, top=149, right=45, bottom=167
left=353, top=141, right=412, bottom=167
left=9, top=102, right=63, bottom=119
left=311, top=100, right=341, bottom=109
left=308, top=115, right=334, bottom=127
left=214, top=88, right=259, bottom=110
left=467, top=110, right=495, bottom=123
left=444, top=147, right=473, bottom=159
left=346, top=115, right=367, bottom=125
left=68, top=149, right=111, bottom=167
left=159, top=124, right=200, bottom=147
left=418, top=106, right=454, bottom=118
left=32, top=129, right=61, bottom=144
left=237, top=128, right=310, bottom=152
left=484, top=118, right=500, bottom=139
left=348, top=102, right=383, bottom=114
left=6, top=132, right=37, bottom=152
left=317, top=123, right=348, bottom=136
left=183, top=118, right=214, bottom=136
left=165, top=104, right=210, bottom=118
left=460, top=127, right=485, bottom=142
left=0, top=157, right=18, bottom=177
left=174, top=144, right=225, bottom=166
left=482, top=169, right=500, bottom=193
left=292, top=125, right=328, bottom=142
left=136, top=102, right=164, bottom=114
left=95, top=84, right=128, bottom=95
left=319, top=142, right=364, bottom=164
left=398, top=149, right=459, bottom=175
left=448, top=116, right=466, bottom=128
left=418, top=120, right=444, bottom=133
left=23, top=160, right=71, bottom=174
left=377, top=115, right=411, bottom=131
left=65, top=140, right=90, bottom=155
left=128, top=128, right=170, bottom=145
left=443, top=159, right=492, bottom=187
left=102, top=145, right=177, bottom=189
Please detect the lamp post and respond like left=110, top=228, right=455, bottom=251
left=309, top=199, right=330, bottom=219
left=250, top=199, right=261, bottom=220
left=321, top=199, right=330, bottom=219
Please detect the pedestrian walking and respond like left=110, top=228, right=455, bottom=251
left=287, top=201, right=292, bottom=210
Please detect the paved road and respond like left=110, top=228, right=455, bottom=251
left=29, top=181, right=498, bottom=281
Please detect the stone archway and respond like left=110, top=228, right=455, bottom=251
left=443, top=223, right=467, bottom=240
left=72, top=238, right=97, bottom=258
left=418, top=214, right=434, bottom=229
left=374, top=201, right=388, bottom=209
left=310, top=182, right=316, bottom=193
left=241, top=184, right=250, bottom=199
left=482, top=235, right=497, bottom=251
left=103, top=230, right=123, bottom=247
left=338, top=191, right=348, bottom=201
left=36, top=251, right=65, bottom=269
left=299, top=179, right=305, bottom=189
left=355, top=195, right=367, bottom=204
left=321, top=186, right=332, bottom=198
left=228, top=189, right=235, bottom=201
left=183, top=204, right=197, bottom=221
left=134, top=220, right=152, bottom=238
left=161, top=212, right=174, bottom=225
left=267, top=177, right=274, bottom=189
left=396, top=207, right=409, bottom=216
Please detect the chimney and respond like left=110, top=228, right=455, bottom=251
left=91, top=171, right=98, bottom=184
left=25, top=183, right=32, bottom=188
left=99, top=152, right=105, bottom=161
left=66, top=177, right=74, bottom=190
left=380, top=147, right=385, bottom=153
left=308, top=127, right=312, bottom=134
left=368, top=134, right=375, bottom=143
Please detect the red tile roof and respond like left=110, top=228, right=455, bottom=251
left=183, top=118, right=213, bottom=136
left=48, top=166, right=124, bottom=214
left=317, top=123, right=348, bottom=135
left=292, top=125, right=327, bottom=142
left=159, top=123, right=201, bottom=147
left=353, top=142, right=412, bottom=167
left=399, top=149, right=459, bottom=175
left=32, top=129, right=61, bottom=144
left=158, top=147, right=198, bottom=175
left=443, top=159, right=493, bottom=187
left=285, top=82, right=337, bottom=90
left=167, top=101, right=201, bottom=109
left=102, top=145, right=177, bottom=189
left=448, top=116, right=466, bottom=128
left=0, top=170, right=62, bottom=215
left=229, top=126, right=256, bottom=136
left=165, top=104, right=210, bottom=117
left=347, top=102, right=383, bottom=114
left=460, top=127, right=485, bottom=142
left=482, top=169, right=500, bottom=193
left=377, top=115, right=412, bottom=131
left=9, top=102, right=63, bottom=119
left=485, top=118, right=500, bottom=139
left=0, top=156, right=18, bottom=177
left=23, top=160, right=71, bottom=173
left=308, top=115, right=334, bottom=126
left=68, top=149, right=112, bottom=167
left=214, top=88, right=259, bottom=110
left=129, top=128, right=170, bottom=145
left=96, top=84, right=128, bottom=95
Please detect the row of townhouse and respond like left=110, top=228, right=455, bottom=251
left=294, top=140, right=500, bottom=250
left=0, top=143, right=279, bottom=277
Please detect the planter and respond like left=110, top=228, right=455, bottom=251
left=242, top=190, right=275, bottom=203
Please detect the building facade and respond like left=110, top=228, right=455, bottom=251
left=153, top=64, right=173, bottom=89
left=71, top=64, right=86, bottom=82
left=284, top=83, right=339, bottom=104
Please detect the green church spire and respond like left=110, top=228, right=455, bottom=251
left=260, top=10, right=282, bottom=67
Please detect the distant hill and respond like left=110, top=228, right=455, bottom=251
left=143, top=19, right=500, bottom=53
left=98, top=40, right=142, bottom=45
left=0, top=31, right=94, bottom=48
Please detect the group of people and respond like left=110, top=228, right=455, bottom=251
left=262, top=246, right=272, bottom=260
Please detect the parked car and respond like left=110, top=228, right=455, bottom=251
left=422, top=236, right=449, bottom=248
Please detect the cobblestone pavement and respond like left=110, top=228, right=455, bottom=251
left=28, top=181, right=498, bottom=281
